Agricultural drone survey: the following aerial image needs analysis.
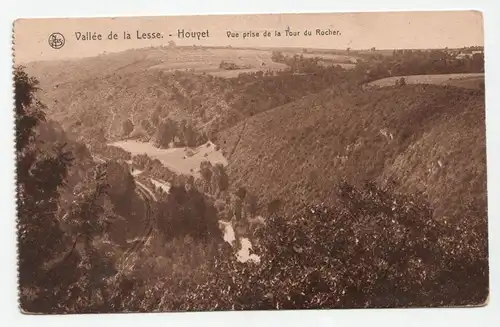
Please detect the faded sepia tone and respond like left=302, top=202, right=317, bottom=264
left=14, top=10, right=488, bottom=314
left=14, top=11, right=483, bottom=63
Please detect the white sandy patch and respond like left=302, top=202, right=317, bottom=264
left=218, top=220, right=260, bottom=264
left=219, top=220, right=236, bottom=245
left=237, top=238, right=261, bottom=264
left=131, top=169, right=143, bottom=176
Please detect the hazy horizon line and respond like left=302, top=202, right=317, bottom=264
left=15, top=44, right=485, bottom=66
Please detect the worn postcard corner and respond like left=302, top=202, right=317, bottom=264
left=13, top=10, right=488, bottom=314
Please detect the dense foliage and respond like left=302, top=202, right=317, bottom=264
left=153, top=118, right=206, bottom=148
left=16, top=66, right=73, bottom=311
left=16, top=66, right=120, bottom=312
left=110, top=180, right=488, bottom=311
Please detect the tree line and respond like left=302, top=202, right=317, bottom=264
left=122, top=116, right=209, bottom=148
left=358, top=48, right=484, bottom=83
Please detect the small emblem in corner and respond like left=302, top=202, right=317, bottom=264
left=48, top=33, right=65, bottom=49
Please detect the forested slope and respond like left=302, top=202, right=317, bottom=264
left=219, top=84, right=487, bottom=220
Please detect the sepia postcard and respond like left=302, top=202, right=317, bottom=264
left=13, top=11, right=488, bottom=314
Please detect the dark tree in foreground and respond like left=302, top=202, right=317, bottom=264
left=58, top=166, right=117, bottom=313
left=16, top=66, right=74, bottom=311
left=16, top=66, right=116, bottom=313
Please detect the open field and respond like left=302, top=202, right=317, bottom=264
left=25, top=46, right=290, bottom=87
left=366, top=73, right=484, bottom=89
left=109, top=140, right=227, bottom=177
left=147, top=47, right=288, bottom=77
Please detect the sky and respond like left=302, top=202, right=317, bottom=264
left=14, top=10, right=484, bottom=64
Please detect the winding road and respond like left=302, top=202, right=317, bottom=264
left=119, top=182, right=155, bottom=269
left=93, top=155, right=157, bottom=270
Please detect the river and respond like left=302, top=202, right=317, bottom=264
left=115, top=140, right=260, bottom=264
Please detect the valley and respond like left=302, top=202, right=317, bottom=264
left=17, top=43, right=488, bottom=312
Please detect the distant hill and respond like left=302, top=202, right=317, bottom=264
left=25, top=47, right=353, bottom=146
left=26, top=56, right=232, bottom=143
left=218, top=84, right=487, bottom=220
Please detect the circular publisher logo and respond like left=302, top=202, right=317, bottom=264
left=48, top=33, right=65, bottom=49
